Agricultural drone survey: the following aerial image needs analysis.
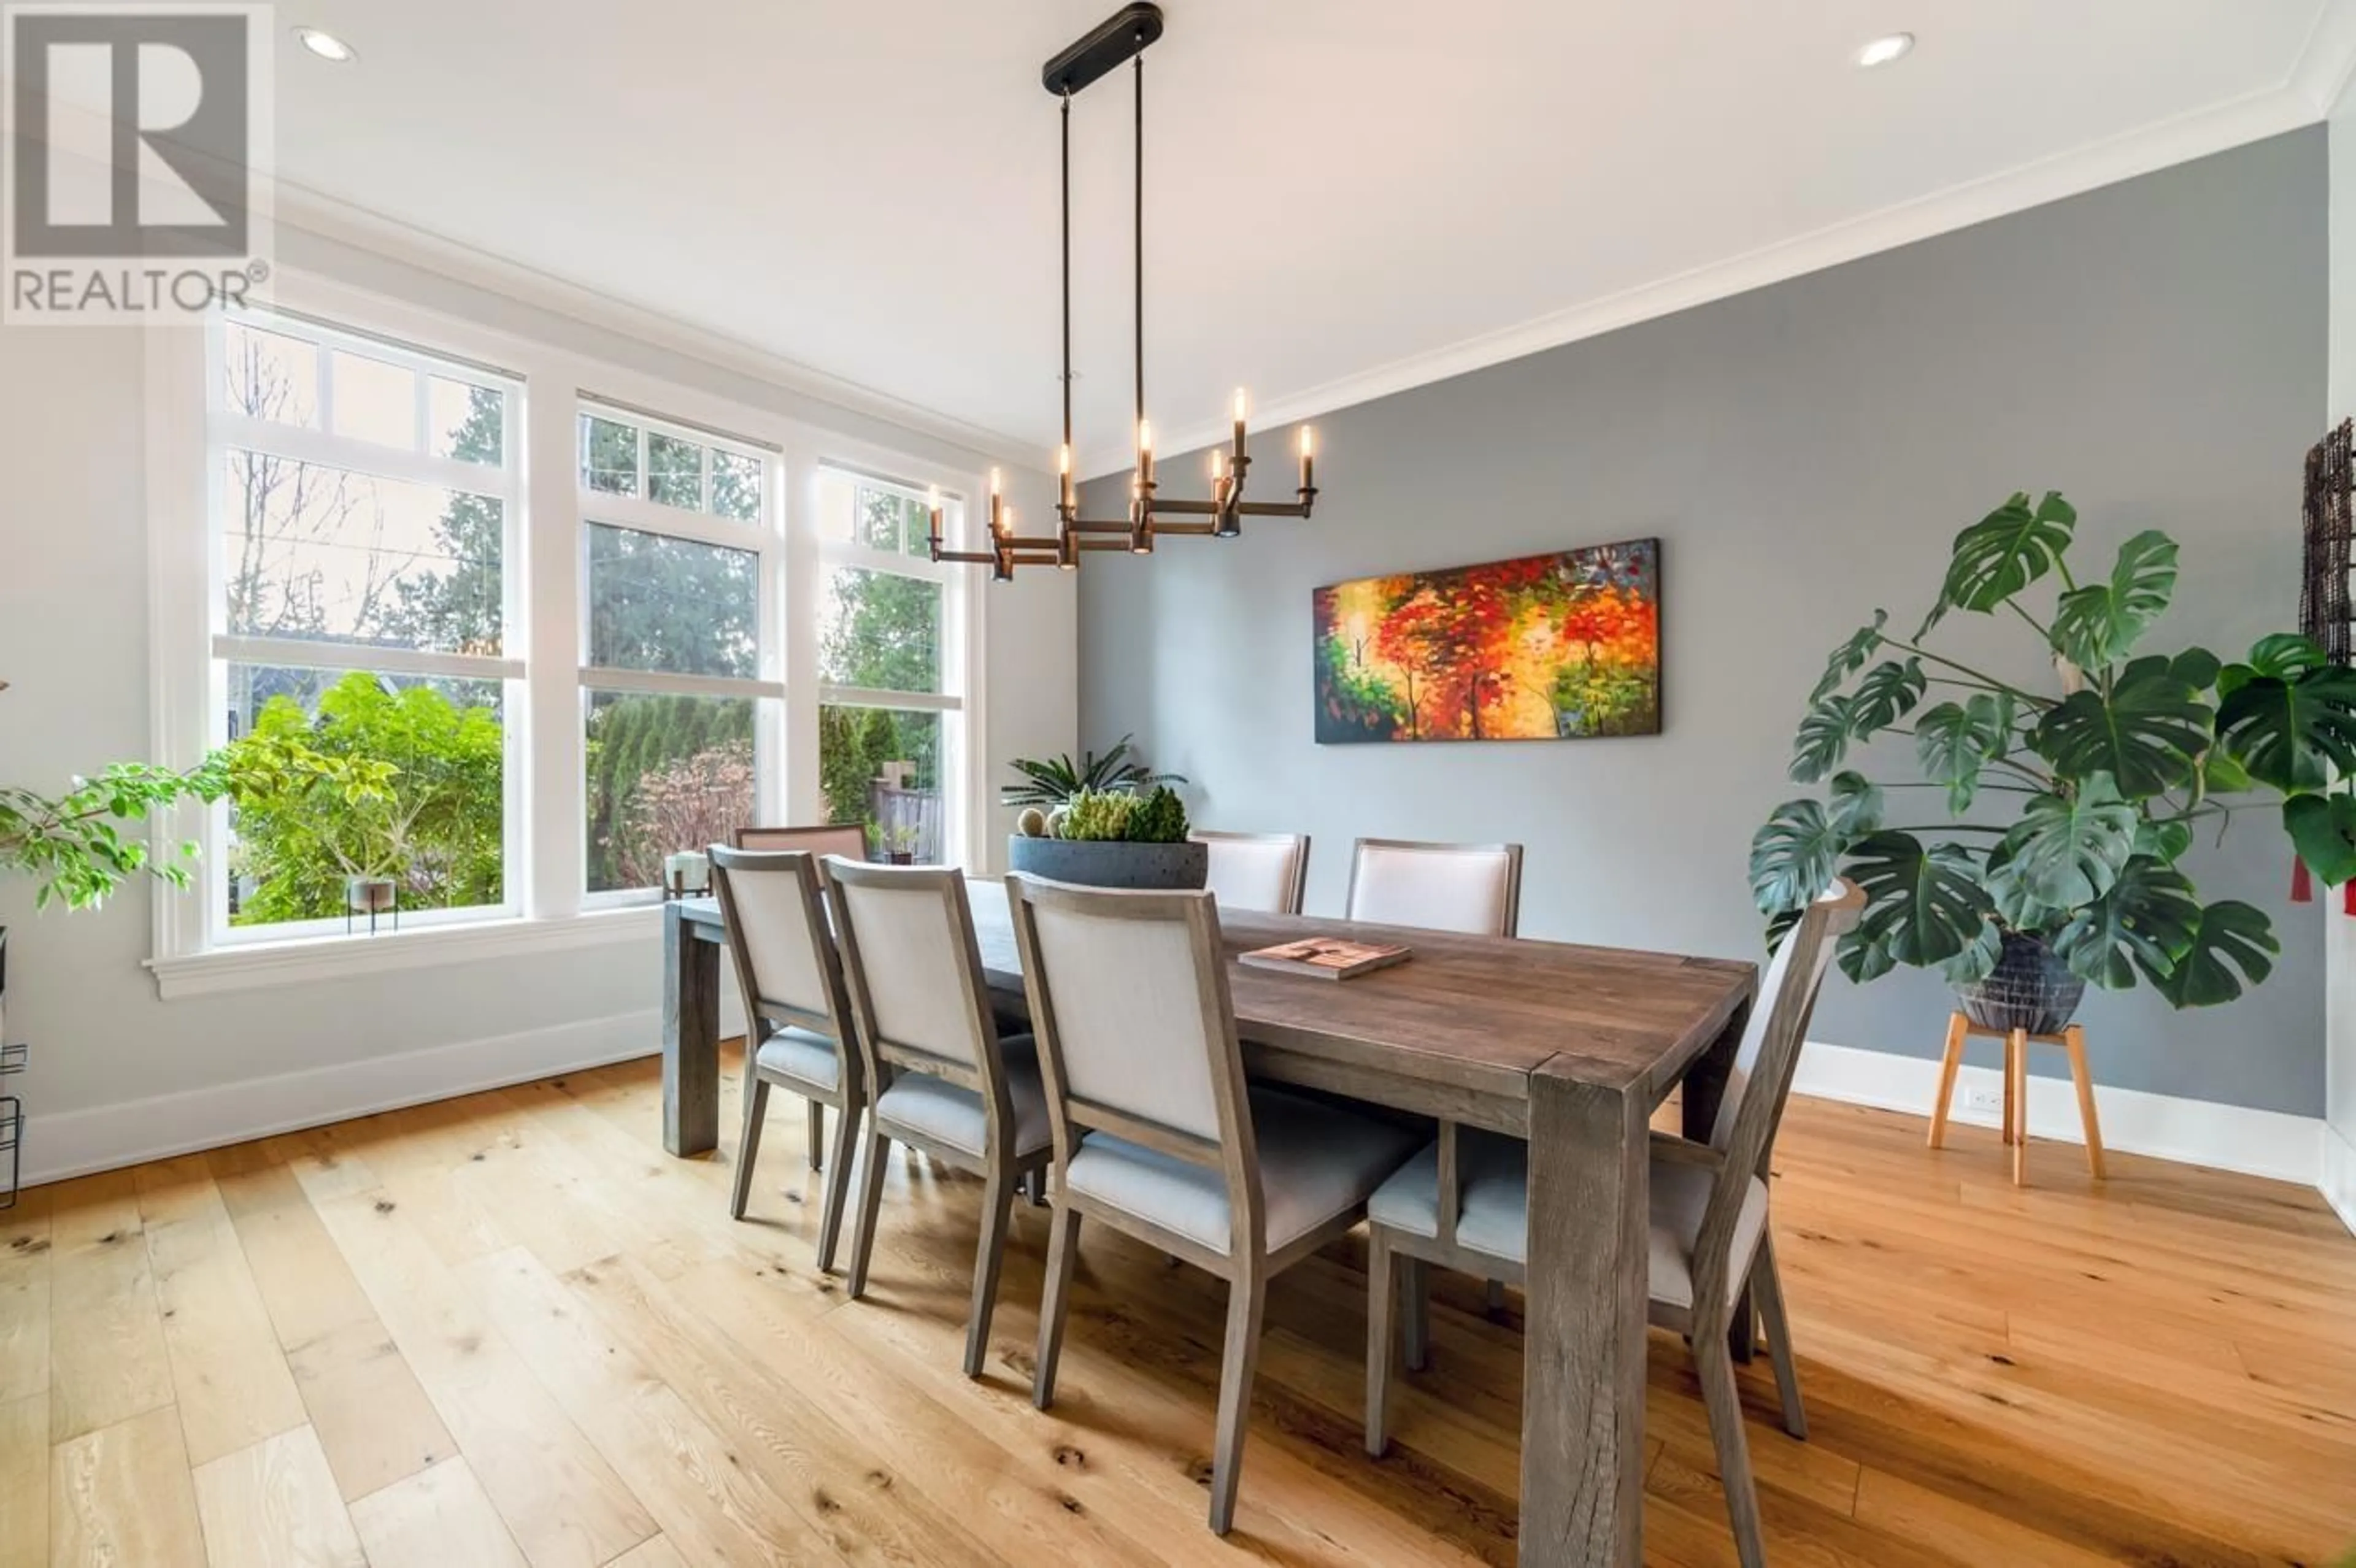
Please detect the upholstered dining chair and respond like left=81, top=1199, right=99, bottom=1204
left=707, top=847, right=865, bottom=1272
left=823, top=859, right=1055, bottom=1378
left=1360, top=878, right=1865, bottom=1568
left=1345, top=838, right=1523, bottom=936
left=735, top=823, right=869, bottom=859
left=1008, top=874, right=1422, bottom=1535
left=1191, top=829, right=1311, bottom=915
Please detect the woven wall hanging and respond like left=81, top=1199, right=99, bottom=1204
left=2300, top=418, right=2354, bottom=667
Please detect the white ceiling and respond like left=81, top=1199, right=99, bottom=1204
left=272, top=1, right=2356, bottom=473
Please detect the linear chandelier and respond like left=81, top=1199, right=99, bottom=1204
left=930, top=2, right=1319, bottom=580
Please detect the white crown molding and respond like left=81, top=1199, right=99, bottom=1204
left=1082, top=69, right=2347, bottom=478
left=2292, top=0, right=2356, bottom=115
left=270, top=179, right=1044, bottom=472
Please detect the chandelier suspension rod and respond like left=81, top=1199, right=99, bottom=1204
left=1133, top=53, right=1144, bottom=445
left=928, top=2, right=1320, bottom=580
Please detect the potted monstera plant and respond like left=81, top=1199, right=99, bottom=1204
left=1750, top=492, right=2356, bottom=1029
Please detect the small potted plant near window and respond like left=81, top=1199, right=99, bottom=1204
left=1750, top=492, right=2356, bottom=1028
left=1009, top=785, right=1207, bottom=890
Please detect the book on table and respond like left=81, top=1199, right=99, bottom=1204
left=1238, top=937, right=1411, bottom=981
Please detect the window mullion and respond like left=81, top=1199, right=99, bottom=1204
left=528, top=368, right=586, bottom=922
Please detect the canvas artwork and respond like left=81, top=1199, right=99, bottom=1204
left=1312, top=538, right=1661, bottom=744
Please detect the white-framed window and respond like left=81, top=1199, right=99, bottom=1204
left=813, top=466, right=972, bottom=867
left=204, top=309, right=526, bottom=943
left=143, top=274, right=998, bottom=996
left=575, top=398, right=785, bottom=900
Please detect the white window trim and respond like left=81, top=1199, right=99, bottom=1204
left=576, top=396, right=783, bottom=907
left=812, top=466, right=979, bottom=869
left=143, top=267, right=997, bottom=996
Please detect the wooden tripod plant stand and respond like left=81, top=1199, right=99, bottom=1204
left=1927, top=1013, right=2106, bottom=1186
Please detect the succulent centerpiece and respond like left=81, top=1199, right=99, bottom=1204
left=1750, top=491, right=2356, bottom=1029
left=1002, top=736, right=1201, bottom=890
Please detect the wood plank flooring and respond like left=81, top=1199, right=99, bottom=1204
left=1, top=1046, right=2350, bottom=1566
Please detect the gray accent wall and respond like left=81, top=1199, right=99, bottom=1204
left=1078, top=129, right=2328, bottom=1117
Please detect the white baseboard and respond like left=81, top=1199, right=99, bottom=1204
left=2324, top=1122, right=2356, bottom=1239
left=1793, top=1039, right=2325, bottom=1188
left=17, top=1009, right=664, bottom=1188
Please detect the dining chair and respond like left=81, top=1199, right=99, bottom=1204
left=707, top=847, right=865, bottom=1272
left=823, top=858, right=1055, bottom=1378
left=735, top=823, right=869, bottom=859
left=1191, top=829, right=1311, bottom=915
left=1008, top=873, right=1422, bottom=1535
left=1345, top=838, right=1523, bottom=937
left=1361, top=878, right=1865, bottom=1568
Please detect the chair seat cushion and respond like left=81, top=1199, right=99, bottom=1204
left=1365, top=1132, right=1769, bottom=1310
left=753, top=1026, right=841, bottom=1093
left=1063, top=1088, right=1422, bottom=1257
left=873, top=1035, right=1052, bottom=1160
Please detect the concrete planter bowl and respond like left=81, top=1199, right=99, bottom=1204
left=1006, top=836, right=1209, bottom=891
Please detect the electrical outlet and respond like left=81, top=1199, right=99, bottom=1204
left=1963, top=1086, right=2003, bottom=1113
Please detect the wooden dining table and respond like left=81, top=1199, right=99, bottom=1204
left=661, top=877, right=1756, bottom=1567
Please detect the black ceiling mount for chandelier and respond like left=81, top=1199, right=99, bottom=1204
left=930, top=1, right=1319, bottom=581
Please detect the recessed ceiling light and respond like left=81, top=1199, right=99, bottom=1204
left=294, top=27, right=356, bottom=63
left=1856, top=32, right=1914, bottom=69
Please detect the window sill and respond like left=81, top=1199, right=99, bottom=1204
left=146, top=907, right=662, bottom=1000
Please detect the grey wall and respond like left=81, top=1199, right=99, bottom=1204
left=1079, top=129, right=2327, bottom=1117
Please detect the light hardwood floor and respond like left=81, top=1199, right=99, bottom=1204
left=2, top=1046, right=2352, bottom=1567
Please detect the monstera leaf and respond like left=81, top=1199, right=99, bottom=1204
left=1749, top=773, right=1883, bottom=915
left=2133, top=817, right=2193, bottom=864
left=2050, top=530, right=2177, bottom=671
left=2245, top=632, right=2328, bottom=680
left=2051, top=855, right=2201, bottom=989
left=1811, top=610, right=1887, bottom=704
left=1790, top=695, right=1854, bottom=783
left=1836, top=927, right=1898, bottom=983
left=1915, top=693, right=2012, bottom=813
left=1844, top=831, right=1992, bottom=969
left=1922, top=491, right=2076, bottom=636
left=2214, top=661, right=2356, bottom=793
left=1984, top=841, right=2065, bottom=934
left=2000, top=775, right=2139, bottom=911
left=2028, top=656, right=2212, bottom=799
left=1939, top=918, right=2004, bottom=985
left=1750, top=801, right=1841, bottom=917
left=2284, top=791, right=2356, bottom=887
left=1847, top=658, right=1926, bottom=741
left=2149, top=901, right=2277, bottom=1007
left=1826, top=771, right=1883, bottom=835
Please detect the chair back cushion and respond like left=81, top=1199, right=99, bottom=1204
left=1347, top=839, right=1521, bottom=936
left=1025, top=896, right=1225, bottom=1141
left=1194, top=832, right=1307, bottom=916
left=709, top=848, right=839, bottom=1030
left=737, top=824, right=868, bottom=858
left=1707, top=882, right=1858, bottom=1155
left=828, top=866, right=987, bottom=1069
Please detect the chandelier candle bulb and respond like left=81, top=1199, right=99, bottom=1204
left=1233, top=388, right=1249, bottom=456
left=1299, top=425, right=1315, bottom=491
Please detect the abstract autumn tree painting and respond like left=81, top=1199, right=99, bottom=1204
left=1312, top=539, right=1661, bottom=744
